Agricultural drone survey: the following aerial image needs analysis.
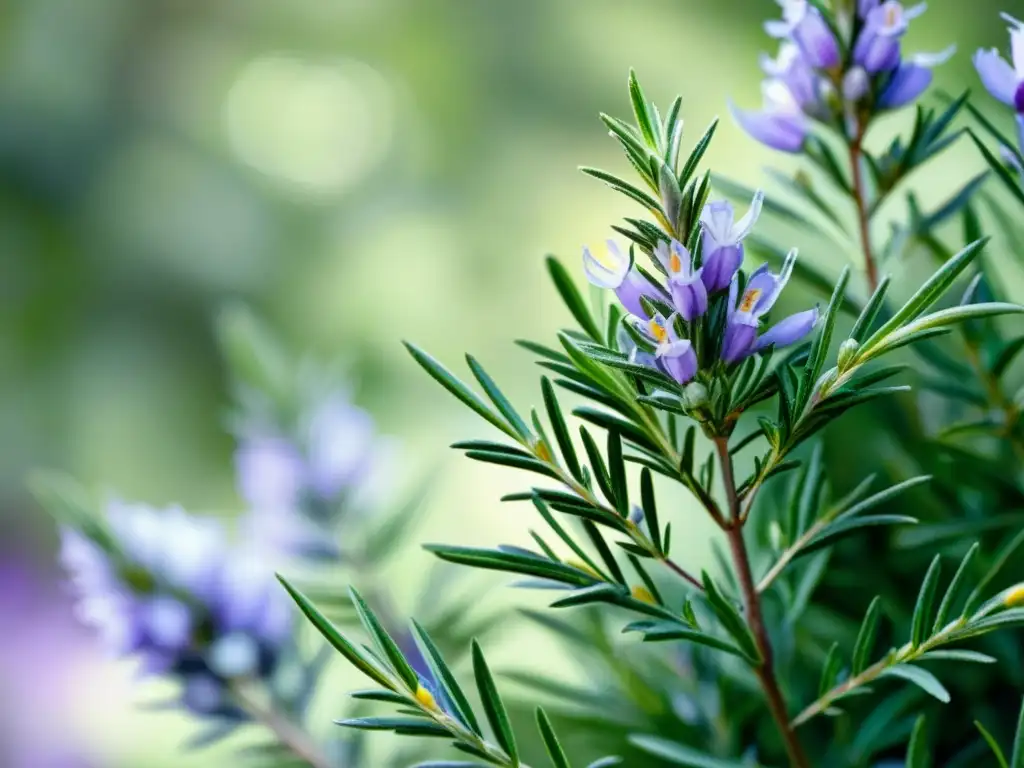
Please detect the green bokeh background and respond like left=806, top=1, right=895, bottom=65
left=1, top=0, right=1018, bottom=764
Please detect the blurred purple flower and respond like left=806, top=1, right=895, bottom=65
left=730, top=80, right=810, bottom=153
left=974, top=14, right=1024, bottom=113
left=60, top=502, right=292, bottom=717
left=853, top=2, right=926, bottom=74
left=0, top=558, right=95, bottom=768
left=699, top=191, right=765, bottom=292
left=583, top=240, right=662, bottom=318
left=765, top=0, right=840, bottom=69
left=878, top=48, right=955, bottom=109
left=721, top=251, right=819, bottom=364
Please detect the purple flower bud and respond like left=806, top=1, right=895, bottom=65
left=729, top=82, right=809, bottom=153
left=974, top=15, right=1024, bottom=112
left=699, top=190, right=764, bottom=292
left=629, top=505, right=646, bottom=526
left=754, top=307, right=820, bottom=351
left=583, top=240, right=661, bottom=318
left=235, top=437, right=305, bottom=511
left=878, top=48, right=953, bottom=109
left=843, top=67, right=871, bottom=103
left=767, top=0, right=841, bottom=69
left=655, top=240, right=708, bottom=321
left=141, top=596, right=193, bottom=651
left=853, top=2, right=926, bottom=74
left=305, top=395, right=377, bottom=501
left=722, top=317, right=759, bottom=364
left=760, top=43, right=826, bottom=114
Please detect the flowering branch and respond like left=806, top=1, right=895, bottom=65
left=847, top=120, right=879, bottom=291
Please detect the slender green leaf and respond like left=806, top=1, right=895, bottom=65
left=853, top=596, right=883, bottom=675
left=881, top=664, right=950, bottom=702
left=933, top=543, right=979, bottom=632
left=471, top=641, right=518, bottom=761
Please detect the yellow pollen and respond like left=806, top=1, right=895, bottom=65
left=669, top=251, right=682, bottom=273
left=649, top=319, right=668, bottom=344
left=1005, top=584, right=1024, bottom=608
left=568, top=560, right=601, bottom=579
left=415, top=685, right=438, bottom=710
left=534, top=441, right=552, bottom=462
left=631, top=585, right=657, bottom=605
left=591, top=246, right=618, bottom=270
left=739, top=288, right=762, bottom=314
left=885, top=4, right=898, bottom=25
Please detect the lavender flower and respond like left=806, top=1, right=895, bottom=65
left=654, top=239, right=708, bottom=321
left=973, top=14, right=1024, bottom=114
left=720, top=251, right=819, bottom=364
left=877, top=49, right=954, bottom=109
left=765, top=0, right=841, bottom=69
left=633, top=314, right=699, bottom=385
left=583, top=240, right=661, bottom=318
left=60, top=501, right=292, bottom=717
left=699, top=191, right=765, bottom=292
left=730, top=80, right=811, bottom=153
left=853, top=2, right=927, bottom=74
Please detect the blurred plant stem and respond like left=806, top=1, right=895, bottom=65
left=714, top=437, right=810, bottom=768
left=233, top=684, right=333, bottom=768
left=849, top=119, right=879, bottom=293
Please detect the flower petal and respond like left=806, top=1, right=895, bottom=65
left=728, top=101, right=807, bottom=153
left=754, top=307, right=820, bottom=351
left=973, top=48, right=1018, bottom=106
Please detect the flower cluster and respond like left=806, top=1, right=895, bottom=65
left=974, top=13, right=1024, bottom=170
left=60, top=502, right=292, bottom=718
left=583, top=190, right=818, bottom=386
left=235, top=388, right=390, bottom=558
left=733, top=0, right=954, bottom=151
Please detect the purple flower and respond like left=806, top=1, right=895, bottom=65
left=853, top=2, right=927, bottom=74
left=235, top=437, right=306, bottom=511
left=583, top=240, right=662, bottom=318
left=973, top=14, right=1024, bottom=113
left=878, top=48, right=954, bottom=109
left=721, top=251, right=819, bottom=364
left=730, top=80, right=810, bottom=153
left=654, top=239, right=708, bottom=321
left=637, top=314, right=699, bottom=385
left=700, top=190, right=765, bottom=292
left=60, top=502, right=293, bottom=717
left=760, top=42, right=826, bottom=114
left=766, top=0, right=841, bottom=69
left=616, top=324, right=657, bottom=368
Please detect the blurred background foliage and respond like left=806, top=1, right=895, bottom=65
left=1, top=0, right=1020, bottom=765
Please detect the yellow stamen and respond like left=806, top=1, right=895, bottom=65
left=739, top=288, right=762, bottom=314
left=415, top=684, right=438, bottom=710
left=590, top=245, right=618, bottom=270
left=669, top=250, right=682, bottom=274
left=1005, top=584, right=1024, bottom=608
left=885, top=3, right=898, bottom=26
left=631, top=585, right=657, bottom=605
left=568, top=560, right=601, bottom=579
left=648, top=319, right=668, bottom=344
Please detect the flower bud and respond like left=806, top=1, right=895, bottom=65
left=837, top=338, right=860, bottom=371
left=681, top=382, right=709, bottom=411
left=842, top=66, right=871, bottom=104
left=631, top=585, right=657, bottom=605
left=1004, top=584, right=1024, bottom=608
left=415, top=684, right=439, bottom=711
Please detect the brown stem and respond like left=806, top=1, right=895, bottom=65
left=849, top=124, right=879, bottom=293
left=234, top=685, right=333, bottom=768
left=713, top=438, right=810, bottom=768
left=663, top=555, right=704, bottom=590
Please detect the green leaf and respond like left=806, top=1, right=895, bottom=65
left=678, top=119, right=718, bottom=189
left=580, top=167, right=664, bottom=215
left=933, top=542, right=979, bottom=632
left=994, top=336, right=1024, bottom=378
left=405, top=343, right=515, bottom=438
left=410, top=620, right=482, bottom=735
left=964, top=529, right=1024, bottom=617
left=975, top=719, right=1009, bottom=768
left=629, top=735, right=750, bottom=767
left=639, top=468, right=662, bottom=554
left=466, top=355, right=531, bottom=439
left=858, top=238, right=990, bottom=357
left=918, top=649, right=996, bottom=664
left=463, top=450, right=559, bottom=480
left=850, top=276, right=891, bottom=343
left=801, top=515, right=918, bottom=556
left=628, top=69, right=657, bottom=148
left=471, top=640, right=518, bottom=761
left=349, top=587, right=420, bottom=691
left=536, top=707, right=571, bottom=768
left=852, top=596, right=883, bottom=675
left=864, top=303, right=1024, bottom=361
left=701, top=571, right=761, bottom=663
left=910, top=555, right=942, bottom=647
left=799, top=266, right=850, bottom=411
left=276, top=577, right=393, bottom=688
left=906, top=715, right=929, bottom=768
left=881, top=664, right=950, bottom=703
left=622, top=619, right=751, bottom=660
left=546, top=256, right=604, bottom=342
left=819, top=642, right=843, bottom=696
left=542, top=377, right=583, bottom=482
left=1012, top=696, right=1024, bottom=768
left=425, top=544, right=595, bottom=587
left=339, top=717, right=451, bottom=737
left=967, top=130, right=1024, bottom=206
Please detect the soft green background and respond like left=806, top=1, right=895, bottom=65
left=0, top=0, right=1018, bottom=764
